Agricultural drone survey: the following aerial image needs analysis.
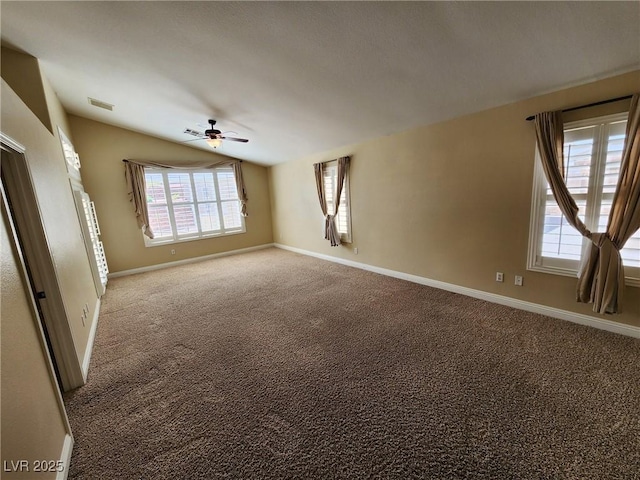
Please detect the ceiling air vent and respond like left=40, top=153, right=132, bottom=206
left=88, top=97, right=114, bottom=111
left=183, top=128, right=205, bottom=138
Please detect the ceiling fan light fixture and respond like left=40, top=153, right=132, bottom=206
left=206, top=138, right=222, bottom=149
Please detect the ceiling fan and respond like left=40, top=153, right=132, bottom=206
left=185, top=119, right=249, bottom=149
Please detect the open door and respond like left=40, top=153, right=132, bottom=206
left=1, top=134, right=84, bottom=391
left=1, top=147, right=75, bottom=478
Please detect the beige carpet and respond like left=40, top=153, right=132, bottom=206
left=64, top=248, right=640, bottom=479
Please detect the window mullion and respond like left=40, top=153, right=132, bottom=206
left=161, top=170, right=179, bottom=241
left=548, top=193, right=587, bottom=201
left=587, top=123, right=606, bottom=232
left=324, top=165, right=334, bottom=215
left=212, top=171, right=226, bottom=234
left=533, top=153, right=548, bottom=265
left=189, top=171, right=203, bottom=237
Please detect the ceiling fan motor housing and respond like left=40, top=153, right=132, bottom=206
left=206, top=119, right=221, bottom=137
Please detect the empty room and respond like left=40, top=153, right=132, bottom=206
left=1, top=2, right=639, bottom=479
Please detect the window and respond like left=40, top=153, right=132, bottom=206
left=528, top=113, right=640, bottom=285
left=58, top=127, right=82, bottom=189
left=144, top=167, right=245, bottom=245
left=323, top=162, right=352, bottom=243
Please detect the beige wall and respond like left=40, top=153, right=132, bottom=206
left=68, top=116, right=274, bottom=273
left=1, top=47, right=53, bottom=134
left=1, top=183, right=70, bottom=479
left=269, top=71, right=640, bottom=329
left=1, top=51, right=102, bottom=473
left=1, top=79, right=99, bottom=369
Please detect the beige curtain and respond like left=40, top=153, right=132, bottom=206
left=124, top=161, right=154, bottom=238
left=314, top=156, right=350, bottom=247
left=313, top=163, right=328, bottom=216
left=534, top=93, right=640, bottom=313
left=576, top=94, right=640, bottom=314
left=232, top=161, right=248, bottom=217
left=534, top=112, right=591, bottom=237
left=124, top=158, right=248, bottom=239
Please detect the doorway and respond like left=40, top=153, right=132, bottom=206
left=1, top=154, right=63, bottom=388
left=0, top=135, right=84, bottom=391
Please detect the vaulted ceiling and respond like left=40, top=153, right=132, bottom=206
left=2, top=1, right=638, bottom=165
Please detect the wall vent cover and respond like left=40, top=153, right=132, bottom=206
left=88, top=98, right=114, bottom=111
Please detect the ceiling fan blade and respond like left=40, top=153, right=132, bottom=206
left=220, top=136, right=249, bottom=143
left=182, top=137, right=206, bottom=143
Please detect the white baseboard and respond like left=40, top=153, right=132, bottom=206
left=58, top=434, right=74, bottom=480
left=82, top=297, right=101, bottom=382
left=275, top=243, right=640, bottom=339
left=109, top=243, right=275, bottom=278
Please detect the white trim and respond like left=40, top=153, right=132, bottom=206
left=143, top=167, right=246, bottom=247
left=82, top=298, right=101, bottom=381
left=109, top=243, right=275, bottom=278
left=144, top=228, right=246, bottom=248
left=0, top=132, right=26, bottom=153
left=57, top=434, right=74, bottom=480
left=275, top=243, right=640, bottom=339
left=73, top=191, right=108, bottom=296
left=57, top=126, right=81, bottom=182
left=527, top=144, right=546, bottom=272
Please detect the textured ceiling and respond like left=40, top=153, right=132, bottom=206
left=1, top=1, right=639, bottom=165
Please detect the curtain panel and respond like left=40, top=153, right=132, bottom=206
left=534, top=112, right=591, bottom=237
left=123, top=158, right=248, bottom=239
left=313, top=156, right=350, bottom=247
left=576, top=94, right=640, bottom=314
left=124, top=161, right=154, bottom=238
left=534, top=93, right=640, bottom=314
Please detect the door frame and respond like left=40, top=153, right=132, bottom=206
left=1, top=132, right=84, bottom=391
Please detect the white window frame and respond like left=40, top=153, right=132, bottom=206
left=527, top=112, right=639, bottom=286
left=58, top=127, right=82, bottom=189
left=322, top=162, right=352, bottom=244
left=143, top=167, right=245, bottom=247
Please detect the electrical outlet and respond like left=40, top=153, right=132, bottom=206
left=496, top=272, right=504, bottom=282
left=171, top=249, right=176, bottom=255
left=81, top=314, right=85, bottom=327
left=515, top=275, right=523, bottom=286
left=354, top=247, right=358, bottom=255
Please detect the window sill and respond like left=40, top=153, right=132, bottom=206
left=144, top=229, right=246, bottom=248
left=527, top=264, right=640, bottom=288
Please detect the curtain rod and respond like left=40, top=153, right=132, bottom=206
left=122, top=159, right=243, bottom=163
left=315, top=155, right=350, bottom=165
left=525, top=94, right=633, bottom=121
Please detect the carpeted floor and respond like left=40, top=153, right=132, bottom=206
left=64, top=248, right=640, bottom=479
